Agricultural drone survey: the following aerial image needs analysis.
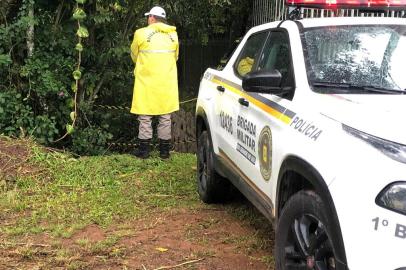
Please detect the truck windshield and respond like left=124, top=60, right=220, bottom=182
left=303, top=25, right=406, bottom=94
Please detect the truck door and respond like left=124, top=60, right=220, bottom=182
left=214, top=31, right=269, bottom=162
left=235, top=30, right=296, bottom=199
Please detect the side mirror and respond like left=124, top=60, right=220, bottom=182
left=242, top=70, right=282, bottom=94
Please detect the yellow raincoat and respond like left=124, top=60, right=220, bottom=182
left=130, top=23, right=179, bottom=115
left=237, top=57, right=254, bottom=76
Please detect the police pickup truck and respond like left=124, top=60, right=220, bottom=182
left=195, top=1, right=406, bottom=269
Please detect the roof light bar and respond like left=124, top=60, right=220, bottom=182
left=286, top=0, right=406, bottom=9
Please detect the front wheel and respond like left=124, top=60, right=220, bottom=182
left=197, top=130, right=229, bottom=203
left=275, top=190, right=346, bottom=270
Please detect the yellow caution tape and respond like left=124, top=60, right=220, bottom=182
left=94, top=98, right=197, bottom=111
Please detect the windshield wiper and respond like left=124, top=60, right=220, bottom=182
left=312, top=81, right=406, bottom=94
left=362, top=85, right=406, bottom=94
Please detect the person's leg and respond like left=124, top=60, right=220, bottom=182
left=135, top=115, right=153, bottom=158
left=138, top=115, right=153, bottom=140
left=157, top=114, right=171, bottom=159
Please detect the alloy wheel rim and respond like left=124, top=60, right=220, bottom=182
left=284, top=214, right=336, bottom=270
left=197, top=141, right=208, bottom=191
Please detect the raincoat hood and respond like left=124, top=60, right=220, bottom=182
left=149, top=22, right=176, bottom=33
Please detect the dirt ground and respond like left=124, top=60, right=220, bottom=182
left=0, top=138, right=275, bottom=270
left=0, top=137, right=35, bottom=181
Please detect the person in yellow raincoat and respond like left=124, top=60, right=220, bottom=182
left=130, top=6, right=179, bottom=159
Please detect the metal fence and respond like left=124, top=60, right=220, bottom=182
left=178, top=39, right=231, bottom=98
left=252, top=0, right=287, bottom=26
left=251, top=0, right=406, bottom=26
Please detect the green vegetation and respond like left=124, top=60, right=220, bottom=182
left=0, top=146, right=198, bottom=237
left=0, top=0, right=252, bottom=154
left=0, top=140, right=274, bottom=269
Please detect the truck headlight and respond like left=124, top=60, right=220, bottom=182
left=343, top=125, right=406, bottom=164
left=376, top=182, right=406, bottom=216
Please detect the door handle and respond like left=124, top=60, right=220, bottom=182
left=238, top=98, right=249, bottom=107
left=217, top=85, right=225, bottom=92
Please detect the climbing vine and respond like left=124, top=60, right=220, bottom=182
left=56, top=0, right=88, bottom=141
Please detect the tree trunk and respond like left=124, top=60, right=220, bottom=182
left=27, top=0, right=34, bottom=57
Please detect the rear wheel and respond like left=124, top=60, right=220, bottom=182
left=197, top=130, right=229, bottom=203
left=276, top=191, right=346, bottom=270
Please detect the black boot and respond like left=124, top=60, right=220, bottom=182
left=159, top=139, right=171, bottom=159
left=134, top=139, right=150, bottom=159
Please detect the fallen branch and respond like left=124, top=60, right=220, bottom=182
left=152, top=258, right=204, bottom=270
left=143, top=194, right=186, bottom=199
left=2, top=242, right=51, bottom=248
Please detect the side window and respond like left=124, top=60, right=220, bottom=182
left=234, top=31, right=269, bottom=78
left=258, top=31, right=294, bottom=87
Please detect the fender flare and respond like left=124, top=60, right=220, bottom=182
left=276, top=155, right=348, bottom=267
left=195, top=106, right=211, bottom=139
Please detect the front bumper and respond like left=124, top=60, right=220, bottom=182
left=328, top=162, right=406, bottom=270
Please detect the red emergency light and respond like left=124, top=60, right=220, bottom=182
left=286, top=0, right=406, bottom=9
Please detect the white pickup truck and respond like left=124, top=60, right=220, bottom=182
left=195, top=1, right=406, bottom=269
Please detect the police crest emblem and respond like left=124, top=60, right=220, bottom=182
left=258, top=126, right=272, bottom=181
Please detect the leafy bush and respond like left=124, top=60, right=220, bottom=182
left=0, top=90, right=59, bottom=143
left=71, top=126, right=113, bottom=156
left=0, top=53, right=12, bottom=66
left=30, top=115, right=59, bottom=144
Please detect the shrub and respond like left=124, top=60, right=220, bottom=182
left=71, top=126, right=113, bottom=156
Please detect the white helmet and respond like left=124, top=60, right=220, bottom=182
left=144, top=6, right=166, bottom=19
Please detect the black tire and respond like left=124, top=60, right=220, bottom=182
left=197, top=130, right=229, bottom=203
left=276, top=190, right=347, bottom=270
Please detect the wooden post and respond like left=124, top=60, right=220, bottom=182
left=171, top=108, right=196, bottom=153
